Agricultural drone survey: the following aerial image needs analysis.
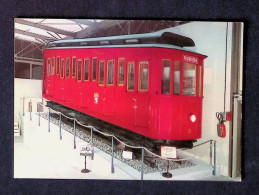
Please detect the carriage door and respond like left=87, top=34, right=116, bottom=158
left=103, top=60, right=115, bottom=116
left=76, top=59, right=83, bottom=109
left=135, top=61, right=150, bottom=128
left=47, top=57, right=55, bottom=98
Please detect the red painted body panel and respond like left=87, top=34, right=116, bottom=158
left=43, top=46, right=206, bottom=141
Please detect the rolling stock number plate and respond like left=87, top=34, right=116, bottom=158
left=161, top=146, right=177, bottom=158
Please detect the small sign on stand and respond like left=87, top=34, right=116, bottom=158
left=122, top=151, right=133, bottom=160
left=80, top=144, right=94, bottom=173
left=161, top=146, right=177, bottom=178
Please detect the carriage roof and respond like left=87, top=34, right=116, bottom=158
left=46, top=31, right=207, bottom=57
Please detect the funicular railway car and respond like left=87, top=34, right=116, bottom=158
left=43, top=31, right=207, bottom=148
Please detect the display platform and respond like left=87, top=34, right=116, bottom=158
left=14, top=113, right=216, bottom=180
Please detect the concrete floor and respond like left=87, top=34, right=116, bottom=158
left=14, top=112, right=237, bottom=181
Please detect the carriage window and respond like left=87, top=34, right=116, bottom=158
left=51, top=57, right=55, bottom=75
left=56, top=57, right=60, bottom=75
left=127, top=62, right=135, bottom=91
left=173, top=61, right=181, bottom=95
left=92, top=58, right=97, bottom=81
left=183, top=63, right=196, bottom=96
left=198, top=66, right=202, bottom=97
left=65, top=58, right=70, bottom=78
left=72, top=57, right=76, bottom=78
left=61, top=59, right=64, bottom=78
left=139, top=61, right=149, bottom=91
left=84, top=59, right=89, bottom=81
left=107, top=60, right=114, bottom=85
left=118, top=58, right=125, bottom=86
left=99, top=61, right=105, bottom=85
left=162, top=60, right=171, bottom=94
left=47, top=58, right=51, bottom=76
left=77, top=60, right=82, bottom=81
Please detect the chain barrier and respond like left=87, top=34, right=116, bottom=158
left=44, top=104, right=215, bottom=163
left=32, top=101, right=217, bottom=178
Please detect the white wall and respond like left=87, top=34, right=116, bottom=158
left=14, top=78, right=42, bottom=123
left=160, top=22, right=233, bottom=176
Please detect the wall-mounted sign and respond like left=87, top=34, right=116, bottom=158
left=183, top=55, right=198, bottom=64
left=161, top=146, right=176, bottom=158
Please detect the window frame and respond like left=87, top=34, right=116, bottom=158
left=127, top=61, right=135, bottom=92
left=51, top=57, right=55, bottom=75
left=83, top=58, right=89, bottom=81
left=56, top=56, right=60, bottom=75
left=47, top=58, right=51, bottom=76
left=72, top=56, right=76, bottom=78
left=107, top=59, right=115, bottom=86
left=60, top=59, right=64, bottom=78
left=161, top=59, right=172, bottom=95
left=183, top=62, right=197, bottom=97
left=138, top=60, right=149, bottom=92
left=173, top=61, right=181, bottom=95
left=98, top=60, right=105, bottom=86
left=117, top=58, right=125, bottom=86
left=65, top=58, right=70, bottom=78
left=77, top=59, right=82, bottom=82
left=92, top=57, right=97, bottom=81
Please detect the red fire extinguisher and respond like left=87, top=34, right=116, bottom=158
left=216, top=112, right=226, bottom=138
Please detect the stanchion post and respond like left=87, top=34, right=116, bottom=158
left=213, top=141, right=216, bottom=175
left=210, top=140, right=212, bottom=165
left=59, top=113, right=62, bottom=140
left=48, top=107, right=50, bottom=132
left=90, top=127, right=94, bottom=160
left=22, top=97, right=25, bottom=116
left=74, top=119, right=76, bottom=149
left=141, top=148, right=144, bottom=180
left=91, top=127, right=93, bottom=144
left=111, top=136, right=114, bottom=173
left=30, top=100, right=32, bottom=121
left=38, top=106, right=40, bottom=126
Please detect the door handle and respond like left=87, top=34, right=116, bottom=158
left=133, top=105, right=137, bottom=109
left=132, top=98, right=136, bottom=101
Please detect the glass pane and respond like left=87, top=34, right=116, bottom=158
left=139, top=61, right=149, bottom=91
left=66, top=58, right=70, bottom=78
left=183, top=63, right=196, bottom=96
left=127, top=62, right=135, bottom=91
left=198, top=66, right=202, bottom=97
left=51, top=57, right=55, bottom=75
left=92, top=58, right=97, bottom=81
left=47, top=59, right=51, bottom=76
left=77, top=60, right=82, bottom=81
left=99, top=61, right=104, bottom=85
left=72, top=57, right=76, bottom=77
left=32, top=64, right=42, bottom=80
left=162, top=60, right=171, bottom=94
left=84, top=59, right=89, bottom=80
left=118, top=59, right=125, bottom=85
left=107, top=60, right=114, bottom=85
left=173, top=61, right=181, bottom=95
left=56, top=57, right=60, bottom=74
left=61, top=59, right=64, bottom=78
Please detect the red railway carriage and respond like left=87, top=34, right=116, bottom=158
left=42, top=31, right=207, bottom=147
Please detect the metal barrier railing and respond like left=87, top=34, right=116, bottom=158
left=27, top=101, right=217, bottom=180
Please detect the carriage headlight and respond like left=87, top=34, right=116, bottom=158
left=190, top=114, right=196, bottom=122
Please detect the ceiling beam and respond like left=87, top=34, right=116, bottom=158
left=15, top=29, right=51, bottom=40
left=15, top=18, right=75, bottom=38
left=69, top=19, right=99, bottom=28
left=75, top=20, right=127, bottom=38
